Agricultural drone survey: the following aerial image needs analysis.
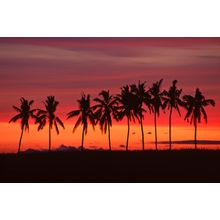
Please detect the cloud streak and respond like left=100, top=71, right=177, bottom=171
left=0, top=37, right=219, bottom=126
left=157, top=140, right=220, bottom=145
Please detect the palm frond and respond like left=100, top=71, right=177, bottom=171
left=67, top=110, right=81, bottom=119
left=54, top=121, right=60, bottom=134
left=184, top=107, right=193, bottom=121
left=36, top=109, right=47, bottom=116
left=9, top=113, right=22, bottom=123
left=56, top=117, right=65, bottom=129
left=201, top=106, right=208, bottom=123
left=37, top=118, right=46, bottom=131
left=29, top=100, right=34, bottom=106
left=73, top=116, right=82, bottom=133
left=12, top=106, right=21, bottom=113
left=35, top=114, right=47, bottom=124
left=203, top=99, right=215, bottom=107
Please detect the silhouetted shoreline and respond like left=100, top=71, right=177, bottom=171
left=1, top=150, right=220, bottom=183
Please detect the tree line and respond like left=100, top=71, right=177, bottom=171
left=9, top=79, right=215, bottom=154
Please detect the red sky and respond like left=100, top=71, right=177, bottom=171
left=0, top=38, right=219, bottom=152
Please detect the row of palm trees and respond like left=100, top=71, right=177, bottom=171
left=9, top=79, right=215, bottom=154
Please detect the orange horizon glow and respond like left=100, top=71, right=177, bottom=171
left=1, top=120, right=219, bottom=153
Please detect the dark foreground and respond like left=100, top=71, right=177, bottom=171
left=0, top=150, right=220, bottom=183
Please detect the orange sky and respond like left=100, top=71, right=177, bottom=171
left=0, top=38, right=220, bottom=152
left=1, top=122, right=220, bottom=152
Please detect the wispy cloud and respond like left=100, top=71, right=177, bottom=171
left=157, top=140, right=220, bottom=145
left=0, top=38, right=219, bottom=125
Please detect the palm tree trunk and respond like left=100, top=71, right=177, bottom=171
left=194, top=118, right=197, bottom=150
left=154, top=112, right=158, bottom=151
left=108, top=123, right=111, bottom=151
left=18, top=127, right=24, bottom=154
left=169, top=107, right=173, bottom=151
left=81, top=125, right=85, bottom=151
left=140, top=116, right=145, bottom=151
left=126, top=117, right=130, bottom=151
left=49, top=125, right=51, bottom=152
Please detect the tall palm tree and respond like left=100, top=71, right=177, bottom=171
left=130, top=81, right=152, bottom=151
left=149, top=79, right=164, bottom=150
left=35, top=96, right=64, bottom=152
left=93, top=90, right=118, bottom=151
left=67, top=94, right=95, bottom=151
left=163, top=80, right=183, bottom=150
left=183, top=88, right=215, bottom=150
left=115, top=85, right=138, bottom=151
left=9, top=97, right=36, bottom=154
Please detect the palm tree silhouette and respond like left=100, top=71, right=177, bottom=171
left=149, top=79, right=164, bottom=150
left=183, top=88, right=215, bottom=149
left=130, top=81, right=152, bottom=151
left=35, top=96, right=64, bottom=152
left=67, top=94, right=95, bottom=151
left=9, top=98, right=36, bottom=154
left=115, top=85, right=138, bottom=151
left=163, top=80, right=183, bottom=150
left=93, top=90, right=118, bottom=151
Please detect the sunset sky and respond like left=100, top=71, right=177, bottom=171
left=0, top=38, right=220, bottom=152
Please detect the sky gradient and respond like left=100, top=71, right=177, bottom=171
left=0, top=38, right=220, bottom=152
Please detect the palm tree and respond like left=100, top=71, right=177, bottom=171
left=67, top=94, right=95, bottom=151
left=35, top=96, right=64, bottom=152
left=9, top=98, right=36, bottom=154
left=130, top=81, right=152, bottom=151
left=149, top=79, right=164, bottom=150
left=163, top=80, right=183, bottom=150
left=115, top=85, right=138, bottom=151
left=183, top=88, right=215, bottom=150
left=93, top=90, right=118, bottom=151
